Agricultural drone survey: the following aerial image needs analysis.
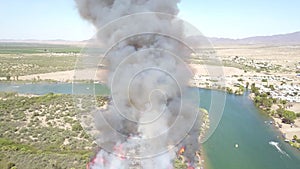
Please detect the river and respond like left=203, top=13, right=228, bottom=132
left=200, top=89, right=300, bottom=169
left=0, top=83, right=109, bottom=95
left=0, top=83, right=299, bottom=168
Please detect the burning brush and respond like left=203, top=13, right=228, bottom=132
left=175, top=145, right=203, bottom=169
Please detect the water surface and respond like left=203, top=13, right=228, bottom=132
left=201, top=90, right=300, bottom=169
left=0, top=83, right=109, bottom=95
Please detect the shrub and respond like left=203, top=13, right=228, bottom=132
left=226, top=87, right=233, bottom=94
left=72, top=123, right=83, bottom=132
left=7, top=162, right=16, bottom=169
left=282, top=110, right=297, bottom=124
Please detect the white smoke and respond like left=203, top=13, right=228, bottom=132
left=75, top=0, right=180, bottom=27
left=75, top=0, right=202, bottom=168
left=89, top=136, right=176, bottom=169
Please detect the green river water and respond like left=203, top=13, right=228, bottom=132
left=200, top=89, right=300, bottom=169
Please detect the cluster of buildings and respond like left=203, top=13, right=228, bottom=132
left=223, top=56, right=282, bottom=71
left=191, top=72, right=300, bottom=103
left=243, top=75, right=300, bottom=102
left=257, top=84, right=300, bottom=103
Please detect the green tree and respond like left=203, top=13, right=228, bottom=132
left=280, top=99, right=287, bottom=105
left=262, top=98, right=273, bottom=108
left=254, top=96, right=261, bottom=103
left=239, top=86, right=245, bottom=92
left=293, top=135, right=298, bottom=141
left=246, top=82, right=249, bottom=89
left=7, top=162, right=16, bottom=169
left=6, top=75, right=11, bottom=81
left=276, top=106, right=285, bottom=117
left=226, top=87, right=233, bottom=94
left=250, top=83, right=259, bottom=95
left=260, top=93, right=268, bottom=98
left=282, top=110, right=296, bottom=124
left=72, top=122, right=83, bottom=131
left=269, top=85, right=275, bottom=91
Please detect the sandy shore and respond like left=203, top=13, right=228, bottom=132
left=190, top=64, right=245, bottom=76
left=19, top=70, right=76, bottom=82
left=19, top=64, right=244, bottom=81
left=19, top=64, right=245, bottom=83
left=287, top=102, right=300, bottom=113
left=250, top=93, right=300, bottom=141
left=19, top=69, right=108, bottom=82
left=273, top=117, right=300, bottom=140
left=269, top=103, right=300, bottom=141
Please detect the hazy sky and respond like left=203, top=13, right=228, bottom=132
left=0, top=0, right=299, bottom=40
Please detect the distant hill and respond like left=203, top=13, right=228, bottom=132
left=209, top=31, right=300, bottom=45
left=2, top=31, right=300, bottom=46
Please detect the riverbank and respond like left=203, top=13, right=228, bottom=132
left=202, top=88, right=300, bottom=169
left=273, top=118, right=300, bottom=141
left=249, top=92, right=300, bottom=149
left=17, top=65, right=248, bottom=90
left=18, top=69, right=108, bottom=83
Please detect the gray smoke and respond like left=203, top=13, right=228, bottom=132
left=75, top=0, right=202, bottom=168
left=75, top=0, right=180, bottom=26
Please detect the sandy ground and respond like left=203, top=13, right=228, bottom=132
left=273, top=118, right=300, bottom=140
left=19, top=69, right=108, bottom=82
left=19, top=64, right=244, bottom=82
left=256, top=97, right=300, bottom=141
left=190, top=64, right=245, bottom=76
left=279, top=103, right=300, bottom=140
left=262, top=100, right=300, bottom=140
left=19, top=70, right=76, bottom=82
left=287, top=103, right=300, bottom=113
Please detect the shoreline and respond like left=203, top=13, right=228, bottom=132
left=272, top=117, right=300, bottom=141
left=2, top=74, right=300, bottom=142
left=248, top=93, right=300, bottom=149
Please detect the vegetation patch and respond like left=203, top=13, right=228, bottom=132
left=0, top=43, right=80, bottom=79
left=0, top=92, right=109, bottom=169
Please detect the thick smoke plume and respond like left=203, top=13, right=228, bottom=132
left=75, top=0, right=203, bottom=168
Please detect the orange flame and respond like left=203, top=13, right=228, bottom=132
left=178, top=146, right=185, bottom=155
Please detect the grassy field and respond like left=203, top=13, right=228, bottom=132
left=0, top=92, right=108, bottom=169
left=0, top=43, right=80, bottom=79
left=0, top=43, right=82, bottom=54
